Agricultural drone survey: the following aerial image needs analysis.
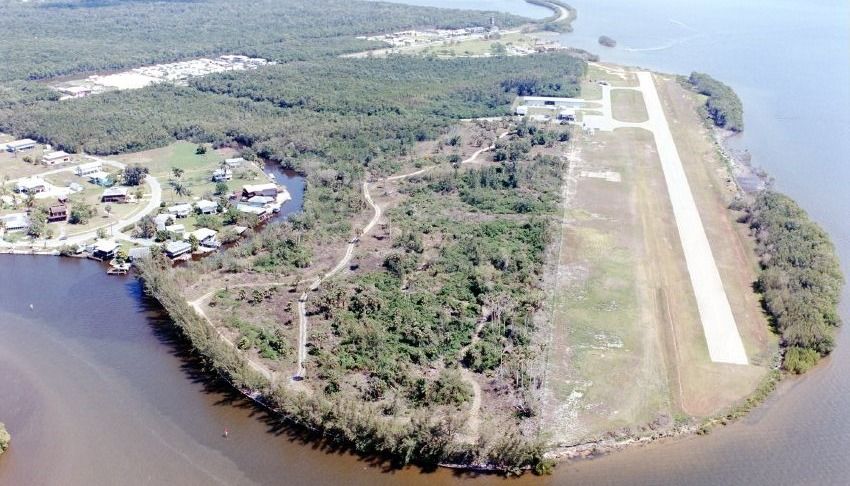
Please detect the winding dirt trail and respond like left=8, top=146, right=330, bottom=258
left=185, top=129, right=509, bottom=434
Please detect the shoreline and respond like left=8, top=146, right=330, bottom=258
left=526, top=0, right=577, bottom=31
left=0, top=62, right=803, bottom=474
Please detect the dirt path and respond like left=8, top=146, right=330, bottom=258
left=181, top=130, right=508, bottom=428
left=456, top=310, right=491, bottom=443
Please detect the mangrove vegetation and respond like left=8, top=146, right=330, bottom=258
left=685, top=72, right=744, bottom=132
left=742, top=191, right=844, bottom=373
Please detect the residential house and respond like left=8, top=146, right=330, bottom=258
left=47, top=204, right=68, bottom=223
left=236, top=203, right=271, bottom=222
left=0, top=213, right=29, bottom=232
left=92, top=240, right=119, bottom=261
left=167, top=203, right=193, bottom=218
left=164, top=240, right=192, bottom=258
left=128, top=247, right=151, bottom=262
left=211, top=167, right=233, bottom=182
left=6, top=139, right=37, bottom=153
left=154, top=214, right=173, bottom=231
left=14, top=177, right=46, bottom=195
left=246, top=195, right=274, bottom=207
left=42, top=151, right=71, bottom=165
left=88, top=171, right=112, bottom=187
left=195, top=199, right=218, bottom=215
left=101, top=187, right=128, bottom=203
left=75, top=161, right=103, bottom=176
left=185, top=228, right=219, bottom=248
left=241, top=183, right=278, bottom=199
left=165, top=224, right=186, bottom=236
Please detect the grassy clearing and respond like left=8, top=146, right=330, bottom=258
left=115, top=141, right=266, bottom=203
left=415, top=33, right=529, bottom=57
left=545, top=125, right=671, bottom=445
left=545, top=70, right=774, bottom=446
left=611, top=89, right=648, bottom=123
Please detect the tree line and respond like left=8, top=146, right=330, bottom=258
left=686, top=72, right=744, bottom=132
left=0, top=0, right=527, bottom=82
left=741, top=191, right=844, bottom=373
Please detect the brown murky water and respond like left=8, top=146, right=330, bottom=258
left=2, top=254, right=850, bottom=485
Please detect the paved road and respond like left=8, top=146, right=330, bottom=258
left=633, top=71, right=748, bottom=365
left=1, top=155, right=162, bottom=249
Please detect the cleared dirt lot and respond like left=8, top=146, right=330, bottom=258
left=543, top=70, right=774, bottom=446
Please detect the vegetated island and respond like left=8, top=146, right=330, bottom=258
left=597, top=35, right=617, bottom=47
left=0, top=422, right=9, bottom=455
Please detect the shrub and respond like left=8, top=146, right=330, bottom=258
left=0, top=422, right=10, bottom=454
left=783, top=346, right=820, bottom=374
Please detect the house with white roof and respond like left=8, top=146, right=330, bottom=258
left=75, top=161, right=103, bottom=176
left=0, top=213, right=30, bottom=232
left=154, top=213, right=173, bottom=231
left=165, top=241, right=192, bottom=258
left=14, top=177, right=46, bottom=195
left=211, top=167, right=233, bottom=182
left=42, top=151, right=71, bottom=165
left=167, top=203, right=193, bottom=218
left=195, top=199, right=218, bottom=215
left=185, top=228, right=219, bottom=248
left=6, top=139, right=37, bottom=153
left=92, top=240, right=119, bottom=261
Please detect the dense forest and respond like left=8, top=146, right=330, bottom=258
left=742, top=191, right=843, bottom=373
left=0, top=12, right=584, bottom=467
left=0, top=0, right=526, bottom=81
left=686, top=72, right=744, bottom=132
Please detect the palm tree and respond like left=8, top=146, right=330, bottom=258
left=170, top=180, right=191, bottom=201
left=171, top=167, right=184, bottom=180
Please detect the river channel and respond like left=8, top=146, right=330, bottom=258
left=2, top=1, right=850, bottom=484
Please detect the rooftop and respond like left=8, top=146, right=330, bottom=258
left=102, top=187, right=128, bottom=197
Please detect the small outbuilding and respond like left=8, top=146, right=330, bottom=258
left=224, top=157, right=245, bottom=168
